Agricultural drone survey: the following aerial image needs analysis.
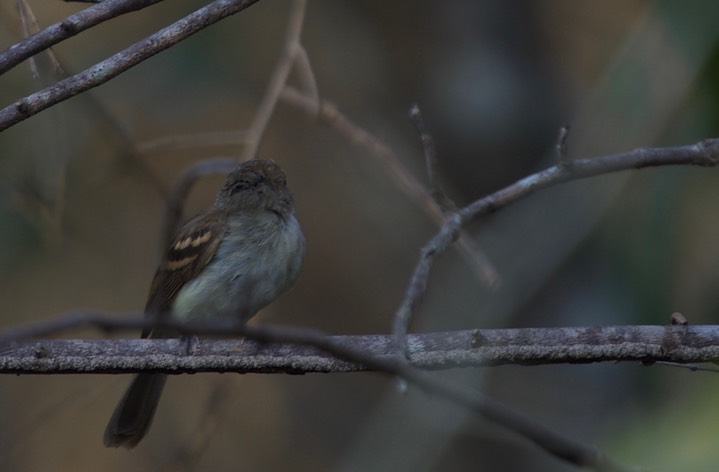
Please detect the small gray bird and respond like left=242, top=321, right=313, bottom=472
left=104, top=160, right=305, bottom=448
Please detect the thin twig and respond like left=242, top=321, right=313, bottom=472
left=240, top=0, right=307, bottom=161
left=556, top=123, right=570, bottom=163
left=17, top=0, right=40, bottom=79
left=0, top=0, right=262, bottom=132
left=462, top=139, right=719, bottom=221
left=408, top=103, right=456, bottom=214
left=292, top=44, right=320, bottom=117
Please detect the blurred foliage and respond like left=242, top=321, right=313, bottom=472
left=2, top=0, right=719, bottom=471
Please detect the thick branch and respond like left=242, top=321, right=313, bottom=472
left=1, top=325, right=715, bottom=375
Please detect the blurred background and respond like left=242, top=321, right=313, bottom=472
left=2, top=0, right=719, bottom=470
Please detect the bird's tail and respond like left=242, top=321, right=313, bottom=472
left=103, top=373, right=168, bottom=448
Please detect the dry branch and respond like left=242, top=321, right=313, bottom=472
left=0, top=0, right=166, bottom=76
left=239, top=0, right=308, bottom=161
left=0, top=0, right=261, bottom=132
left=1, top=324, right=716, bottom=375
left=392, top=138, right=719, bottom=358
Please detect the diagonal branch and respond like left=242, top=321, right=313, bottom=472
left=392, top=138, right=719, bottom=357
left=0, top=0, right=166, bottom=77
left=240, top=0, right=307, bottom=161
left=0, top=0, right=262, bottom=133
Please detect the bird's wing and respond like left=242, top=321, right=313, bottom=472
left=142, top=211, right=226, bottom=338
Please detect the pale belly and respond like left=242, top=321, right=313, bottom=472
left=171, top=214, right=305, bottom=323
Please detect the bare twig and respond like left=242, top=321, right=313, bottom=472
left=392, top=137, right=719, bottom=357
left=0, top=0, right=166, bottom=77
left=17, top=0, right=41, bottom=79
left=240, top=0, right=307, bottom=161
left=463, top=139, right=719, bottom=219
left=408, top=103, right=456, bottom=214
left=0, top=0, right=262, bottom=132
left=556, top=123, right=570, bottom=163
left=292, top=44, right=320, bottom=116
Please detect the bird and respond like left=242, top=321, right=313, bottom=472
left=104, top=159, right=305, bottom=448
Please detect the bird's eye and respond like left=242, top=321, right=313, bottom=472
left=230, top=182, right=245, bottom=195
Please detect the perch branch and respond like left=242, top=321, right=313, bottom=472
left=3, top=315, right=689, bottom=471
left=1, top=324, right=717, bottom=374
